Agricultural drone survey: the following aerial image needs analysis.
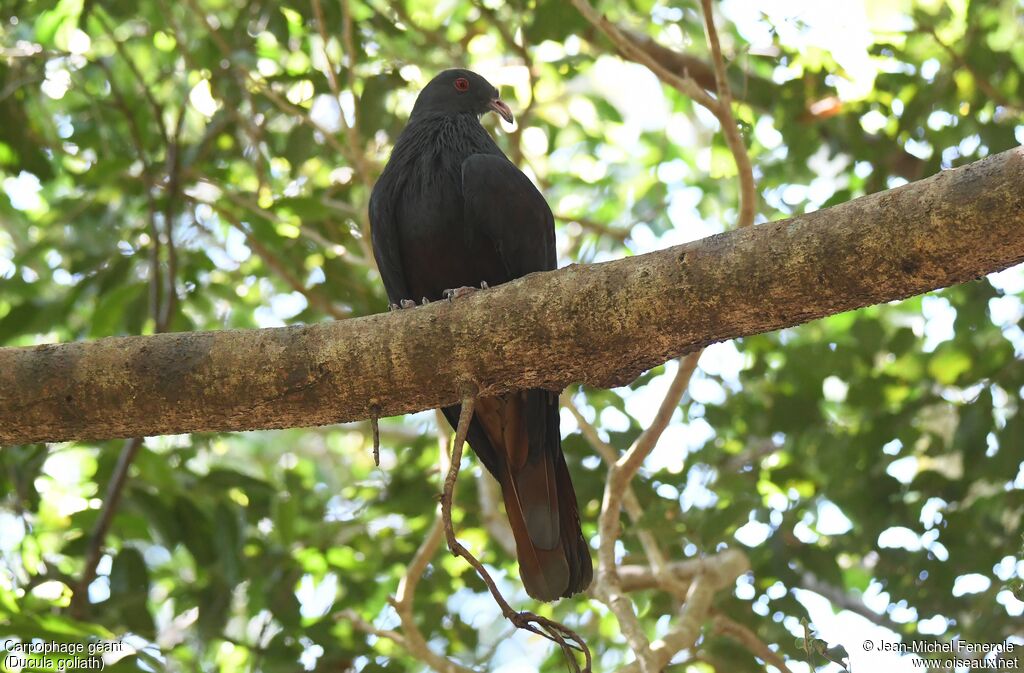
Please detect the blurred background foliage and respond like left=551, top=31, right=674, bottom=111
left=1, top=0, right=1023, bottom=671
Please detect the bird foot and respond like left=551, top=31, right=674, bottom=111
left=388, top=299, right=418, bottom=311
left=443, top=281, right=490, bottom=302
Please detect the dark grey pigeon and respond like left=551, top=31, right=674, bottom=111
left=369, top=68, right=592, bottom=601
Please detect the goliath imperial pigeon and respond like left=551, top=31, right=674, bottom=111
left=369, top=69, right=592, bottom=601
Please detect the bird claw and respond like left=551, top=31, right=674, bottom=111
left=443, top=281, right=490, bottom=302
left=388, top=299, right=418, bottom=311
left=444, top=286, right=475, bottom=301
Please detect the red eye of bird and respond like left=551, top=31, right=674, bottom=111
left=454, top=77, right=470, bottom=92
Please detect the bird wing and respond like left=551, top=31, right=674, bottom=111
left=461, top=153, right=556, bottom=278
left=369, top=184, right=411, bottom=304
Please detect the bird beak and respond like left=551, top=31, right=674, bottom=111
left=488, top=98, right=514, bottom=124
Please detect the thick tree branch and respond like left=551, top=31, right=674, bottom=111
left=1, top=148, right=1023, bottom=445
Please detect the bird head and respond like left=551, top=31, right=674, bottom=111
left=411, top=69, right=514, bottom=125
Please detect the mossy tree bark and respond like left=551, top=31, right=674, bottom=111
left=2, top=147, right=1022, bottom=445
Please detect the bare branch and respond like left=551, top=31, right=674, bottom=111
left=700, top=0, right=756, bottom=229
left=71, top=53, right=182, bottom=612
left=570, top=2, right=756, bottom=230
left=93, top=12, right=169, bottom=142
left=591, top=353, right=700, bottom=620
left=713, top=614, right=794, bottom=673
left=474, top=1, right=538, bottom=167
left=310, top=0, right=344, bottom=101
left=338, top=0, right=376, bottom=182
left=577, top=10, right=757, bottom=667
left=615, top=353, right=699, bottom=486
left=382, top=415, right=476, bottom=673
left=568, top=0, right=719, bottom=112
left=619, top=29, right=721, bottom=93
left=617, top=549, right=749, bottom=592
left=562, top=392, right=689, bottom=598
left=181, top=0, right=353, bottom=160
left=614, top=551, right=749, bottom=673
left=194, top=199, right=352, bottom=320
left=342, top=414, right=477, bottom=673
left=158, top=102, right=187, bottom=332
left=556, top=213, right=631, bottom=242
left=70, top=436, right=144, bottom=617
left=589, top=354, right=699, bottom=672
left=798, top=572, right=903, bottom=631
left=921, top=24, right=1019, bottom=114
left=215, top=189, right=370, bottom=268
left=310, top=0, right=376, bottom=189
left=339, top=609, right=407, bottom=647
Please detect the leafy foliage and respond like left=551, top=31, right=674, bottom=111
left=1, top=0, right=1022, bottom=671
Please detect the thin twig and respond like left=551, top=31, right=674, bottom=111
left=339, top=0, right=374, bottom=183
left=94, top=59, right=164, bottom=324
left=340, top=609, right=408, bottom=649
left=343, top=415, right=476, bottom=673
left=614, top=552, right=750, bottom=673
left=566, top=4, right=761, bottom=667
left=308, top=0, right=377, bottom=266
left=602, top=353, right=699, bottom=550
left=441, top=398, right=592, bottom=673
left=369, top=407, right=381, bottom=467
left=799, top=572, right=903, bottom=631
left=619, top=28, right=721, bottom=92
left=616, top=549, right=748, bottom=592
left=216, top=189, right=370, bottom=269
left=309, top=0, right=374, bottom=185
left=382, top=413, right=476, bottom=673
left=699, top=0, right=756, bottom=229
left=181, top=0, right=349, bottom=155
left=643, top=574, right=715, bottom=671
left=158, top=102, right=187, bottom=332
left=310, top=0, right=344, bottom=100
left=474, top=1, right=537, bottom=166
